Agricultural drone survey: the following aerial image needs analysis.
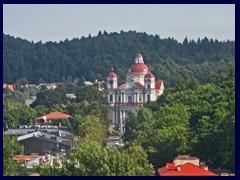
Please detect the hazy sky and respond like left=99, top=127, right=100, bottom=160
left=3, top=4, right=235, bottom=43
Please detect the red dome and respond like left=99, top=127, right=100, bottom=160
left=145, top=71, right=155, bottom=78
left=136, top=53, right=143, bottom=58
left=130, top=63, right=149, bottom=73
left=108, top=72, right=117, bottom=78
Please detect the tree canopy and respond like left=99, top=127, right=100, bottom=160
left=124, top=70, right=235, bottom=172
left=38, top=140, right=155, bottom=176
left=3, top=31, right=234, bottom=87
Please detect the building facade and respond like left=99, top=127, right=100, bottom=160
left=106, top=53, right=164, bottom=134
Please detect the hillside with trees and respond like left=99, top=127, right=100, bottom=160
left=124, top=69, right=235, bottom=173
left=3, top=31, right=235, bottom=86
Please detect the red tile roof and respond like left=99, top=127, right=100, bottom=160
left=158, top=163, right=217, bottom=176
left=155, top=80, right=163, bottom=89
left=145, top=71, right=155, bottom=78
left=13, top=155, right=38, bottom=161
left=37, top=111, right=72, bottom=120
left=118, top=82, right=124, bottom=87
left=134, top=82, right=145, bottom=89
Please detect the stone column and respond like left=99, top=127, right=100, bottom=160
left=112, top=94, right=115, bottom=103
left=112, top=110, right=115, bottom=124
left=120, top=110, right=123, bottom=134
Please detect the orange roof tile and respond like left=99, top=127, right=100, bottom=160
left=158, top=163, right=217, bottom=176
left=37, top=111, right=72, bottom=120
left=3, top=84, right=14, bottom=91
left=13, top=155, right=34, bottom=161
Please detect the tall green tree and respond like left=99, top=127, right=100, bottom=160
left=3, top=134, right=28, bottom=176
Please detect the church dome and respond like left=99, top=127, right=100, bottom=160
left=130, top=63, right=149, bottom=73
left=129, top=53, right=149, bottom=73
left=145, top=71, right=155, bottom=78
left=108, top=72, right=117, bottom=78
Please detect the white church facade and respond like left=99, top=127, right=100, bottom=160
left=106, top=53, right=164, bottom=134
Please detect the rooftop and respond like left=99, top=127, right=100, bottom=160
left=158, top=162, right=217, bottom=176
left=37, top=111, right=72, bottom=120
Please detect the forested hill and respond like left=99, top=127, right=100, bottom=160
left=3, top=31, right=235, bottom=85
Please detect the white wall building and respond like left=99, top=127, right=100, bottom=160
left=106, top=53, right=164, bottom=134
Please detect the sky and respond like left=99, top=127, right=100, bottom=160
left=3, top=4, right=235, bottom=43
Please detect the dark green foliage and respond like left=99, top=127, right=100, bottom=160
left=4, top=100, right=37, bottom=128
left=3, top=88, right=26, bottom=104
left=75, top=85, right=105, bottom=103
left=3, top=32, right=234, bottom=86
left=3, top=134, right=29, bottom=176
left=31, top=85, right=67, bottom=108
left=124, top=71, right=235, bottom=172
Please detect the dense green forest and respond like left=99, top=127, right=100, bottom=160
left=124, top=69, right=235, bottom=172
left=3, top=31, right=234, bottom=86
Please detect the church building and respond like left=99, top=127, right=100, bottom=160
left=106, top=53, right=164, bottom=134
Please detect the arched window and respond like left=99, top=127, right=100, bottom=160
left=128, top=96, right=133, bottom=103
left=110, top=95, right=113, bottom=102
left=147, top=84, right=150, bottom=89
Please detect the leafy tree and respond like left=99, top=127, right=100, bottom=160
left=38, top=140, right=154, bottom=176
left=34, top=105, right=50, bottom=117
left=3, top=134, right=29, bottom=176
left=76, top=115, right=107, bottom=145
left=124, top=74, right=235, bottom=172
left=31, top=85, right=67, bottom=108
left=75, top=85, right=105, bottom=103
left=4, top=100, right=36, bottom=128
left=3, top=88, right=26, bottom=104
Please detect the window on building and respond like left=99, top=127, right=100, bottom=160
left=118, top=95, right=121, bottom=102
left=147, top=84, right=150, bottom=89
left=128, top=96, right=133, bottom=103
left=139, top=94, right=142, bottom=102
left=109, top=80, right=113, bottom=88
left=110, top=95, right=113, bottom=102
left=147, top=94, right=150, bottom=101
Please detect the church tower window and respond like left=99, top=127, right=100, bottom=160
left=109, top=80, right=113, bottom=88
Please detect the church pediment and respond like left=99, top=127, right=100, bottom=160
left=118, top=81, right=144, bottom=90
